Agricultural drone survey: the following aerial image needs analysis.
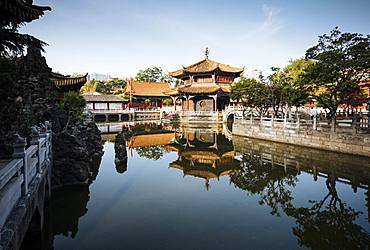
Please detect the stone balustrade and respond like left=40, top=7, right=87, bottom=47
left=0, top=122, right=52, bottom=249
left=233, top=116, right=370, bottom=157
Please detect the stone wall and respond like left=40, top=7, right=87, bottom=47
left=180, top=112, right=222, bottom=124
left=233, top=120, right=370, bottom=157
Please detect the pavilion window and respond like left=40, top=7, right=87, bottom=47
left=194, top=76, right=213, bottom=83
left=95, top=103, right=108, bottom=110
left=109, top=103, right=122, bottom=110
left=216, top=76, right=233, bottom=84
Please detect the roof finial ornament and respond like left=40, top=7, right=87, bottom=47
left=204, top=47, right=209, bottom=59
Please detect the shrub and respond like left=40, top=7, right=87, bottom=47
left=163, top=98, right=173, bottom=106
left=58, top=92, right=86, bottom=119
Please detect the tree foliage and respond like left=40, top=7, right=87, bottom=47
left=135, top=66, right=174, bottom=83
left=0, top=3, right=51, bottom=57
left=82, top=78, right=126, bottom=95
left=80, top=79, right=97, bottom=94
left=268, top=59, right=314, bottom=115
left=230, top=77, right=271, bottom=116
left=58, top=92, right=86, bottom=119
left=303, top=27, right=370, bottom=118
left=231, top=59, right=313, bottom=117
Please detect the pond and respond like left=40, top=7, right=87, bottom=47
left=38, top=123, right=370, bottom=249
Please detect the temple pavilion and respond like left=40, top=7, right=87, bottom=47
left=169, top=48, right=244, bottom=119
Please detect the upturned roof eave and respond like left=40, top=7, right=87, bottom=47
left=170, top=58, right=244, bottom=78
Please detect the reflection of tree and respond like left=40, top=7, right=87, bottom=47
left=231, top=153, right=370, bottom=248
left=51, top=185, right=90, bottom=238
left=230, top=153, right=298, bottom=215
left=284, top=179, right=370, bottom=249
left=48, top=154, right=102, bottom=243
left=136, top=146, right=167, bottom=160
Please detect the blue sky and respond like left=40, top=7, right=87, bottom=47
left=21, top=0, right=370, bottom=78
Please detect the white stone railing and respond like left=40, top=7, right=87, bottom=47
left=135, top=108, right=162, bottom=113
left=181, top=111, right=221, bottom=116
left=0, top=122, right=52, bottom=229
left=89, top=109, right=134, bottom=114
left=235, top=114, right=370, bottom=132
left=225, top=105, right=245, bottom=111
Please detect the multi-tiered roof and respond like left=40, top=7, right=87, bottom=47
left=169, top=49, right=244, bottom=95
left=170, top=58, right=244, bottom=79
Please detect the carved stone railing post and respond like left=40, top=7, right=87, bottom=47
left=30, top=126, right=42, bottom=174
left=331, top=118, right=336, bottom=133
left=12, top=134, right=28, bottom=195
left=271, top=114, right=275, bottom=127
left=260, top=115, right=263, bottom=126
left=39, top=123, right=48, bottom=165
left=313, top=114, right=317, bottom=130
left=297, top=114, right=300, bottom=130
left=45, top=121, right=52, bottom=160
left=352, top=116, right=358, bottom=134
left=284, top=113, right=287, bottom=128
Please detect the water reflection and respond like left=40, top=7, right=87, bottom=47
left=41, top=123, right=369, bottom=249
left=114, top=133, right=127, bottom=174
left=285, top=179, right=369, bottom=249
left=231, top=136, right=370, bottom=248
left=39, top=156, right=102, bottom=249
left=168, top=130, right=241, bottom=190
left=230, top=153, right=298, bottom=216
left=51, top=185, right=90, bottom=238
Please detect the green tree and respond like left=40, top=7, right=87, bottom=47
left=267, top=69, right=286, bottom=116
left=268, top=59, right=314, bottom=115
left=303, top=27, right=370, bottom=118
left=230, top=77, right=271, bottom=116
left=135, top=66, right=174, bottom=83
left=81, top=79, right=97, bottom=94
left=58, top=92, right=86, bottom=119
left=94, top=78, right=126, bottom=94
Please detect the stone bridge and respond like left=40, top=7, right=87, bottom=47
left=0, top=122, right=52, bottom=250
left=222, top=106, right=245, bottom=122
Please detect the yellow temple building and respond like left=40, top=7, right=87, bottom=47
left=169, top=48, right=244, bottom=123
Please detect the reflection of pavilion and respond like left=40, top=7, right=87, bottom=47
left=127, top=132, right=176, bottom=149
left=168, top=130, right=241, bottom=190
